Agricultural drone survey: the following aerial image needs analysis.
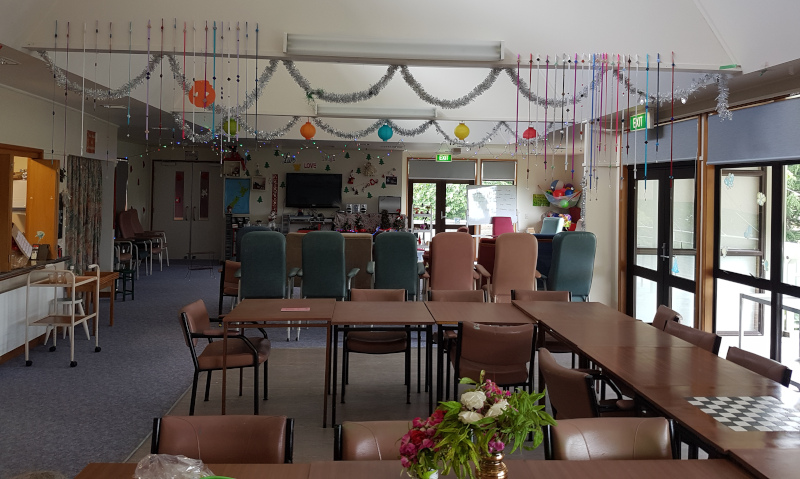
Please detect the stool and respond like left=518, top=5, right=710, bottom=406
left=115, top=268, right=135, bottom=301
left=45, top=297, right=91, bottom=345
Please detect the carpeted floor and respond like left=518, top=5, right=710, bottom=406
left=0, top=262, right=234, bottom=479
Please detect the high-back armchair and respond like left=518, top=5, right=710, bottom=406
left=428, top=232, right=477, bottom=291
left=239, top=231, right=288, bottom=300
left=545, top=232, right=596, bottom=301
left=368, top=232, right=423, bottom=301
left=483, top=233, right=538, bottom=302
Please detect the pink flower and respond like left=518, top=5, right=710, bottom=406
left=421, top=438, right=435, bottom=449
left=399, top=442, right=417, bottom=456
left=400, top=456, right=411, bottom=468
left=488, top=439, right=505, bottom=453
left=412, top=417, right=425, bottom=428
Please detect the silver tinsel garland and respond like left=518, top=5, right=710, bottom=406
left=171, top=111, right=300, bottom=143
left=400, top=66, right=502, bottom=109
left=283, top=60, right=399, bottom=103
left=504, top=67, right=592, bottom=109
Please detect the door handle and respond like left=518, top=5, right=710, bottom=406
left=440, top=211, right=446, bottom=220
left=659, top=243, right=669, bottom=260
left=193, top=206, right=198, bottom=221
left=184, top=206, right=189, bottom=221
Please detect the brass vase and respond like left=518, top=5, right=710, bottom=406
left=475, top=452, right=508, bottom=479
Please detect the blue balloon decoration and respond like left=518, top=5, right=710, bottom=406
left=378, top=123, right=393, bottom=142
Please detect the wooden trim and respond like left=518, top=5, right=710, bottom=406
left=696, top=114, right=715, bottom=332
left=618, top=170, right=629, bottom=312
left=0, top=143, right=44, bottom=159
left=0, top=334, right=46, bottom=365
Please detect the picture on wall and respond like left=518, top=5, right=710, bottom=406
left=224, top=178, right=251, bottom=214
left=385, top=175, right=398, bottom=185
left=252, top=176, right=267, bottom=190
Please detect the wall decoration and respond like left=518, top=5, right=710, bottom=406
left=199, top=171, right=210, bottom=220
left=271, top=174, right=279, bottom=213
left=252, top=176, right=267, bottom=190
left=188, top=80, right=215, bottom=108
left=757, top=192, right=766, bottom=206
left=300, top=120, right=316, bottom=140
left=385, top=175, right=398, bottom=185
left=363, top=161, right=376, bottom=176
left=724, top=173, right=735, bottom=189
left=224, top=177, right=250, bottom=214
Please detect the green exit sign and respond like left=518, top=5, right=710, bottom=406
left=436, top=154, right=452, bottom=162
left=630, top=112, right=652, bottom=131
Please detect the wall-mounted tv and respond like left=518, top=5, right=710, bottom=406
left=284, top=173, right=343, bottom=208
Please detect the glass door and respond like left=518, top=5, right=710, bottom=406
left=627, top=162, right=696, bottom=323
left=409, top=180, right=473, bottom=238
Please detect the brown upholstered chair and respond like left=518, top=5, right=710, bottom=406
left=342, top=289, right=410, bottom=404
left=428, top=232, right=479, bottom=292
left=428, top=289, right=486, bottom=399
left=151, top=415, right=293, bottom=463
left=453, top=321, right=535, bottom=398
left=538, top=348, right=634, bottom=419
left=651, top=305, right=682, bottom=330
left=664, top=320, right=721, bottom=354
left=180, top=299, right=271, bottom=415
left=544, top=417, right=677, bottom=460
left=511, top=289, right=577, bottom=375
left=333, top=420, right=411, bottom=461
left=726, top=346, right=792, bottom=387
left=218, top=260, right=241, bottom=316
left=481, top=233, right=538, bottom=303
left=117, top=209, right=165, bottom=275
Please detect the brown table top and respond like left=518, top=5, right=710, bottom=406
left=74, top=462, right=311, bottom=479
left=513, top=300, right=635, bottom=323
left=636, top=384, right=800, bottom=452
left=221, top=298, right=337, bottom=323
left=729, top=448, right=800, bottom=479
left=425, top=301, right=534, bottom=325
left=307, top=459, right=532, bottom=479
left=540, top=317, right=692, bottom=348
left=332, top=301, right=434, bottom=325
left=521, top=458, right=753, bottom=478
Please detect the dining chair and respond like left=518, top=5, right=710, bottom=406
left=543, top=231, right=596, bottom=301
left=341, top=288, right=410, bottom=404
left=333, top=420, right=412, bottom=460
left=218, top=259, right=241, bottom=316
left=544, top=417, right=677, bottom=460
left=367, top=231, right=424, bottom=301
left=151, top=415, right=294, bottom=463
left=427, top=232, right=479, bottom=292
left=481, top=233, right=538, bottom=303
left=663, top=320, right=721, bottom=354
left=538, top=348, right=634, bottom=419
left=651, top=305, right=682, bottom=330
left=490, top=216, right=514, bottom=235
left=726, top=346, right=792, bottom=387
left=179, top=299, right=271, bottom=415
left=453, top=321, right=535, bottom=398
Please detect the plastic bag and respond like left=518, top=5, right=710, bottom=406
left=134, top=454, right=215, bottom=479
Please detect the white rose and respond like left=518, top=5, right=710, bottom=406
left=460, top=391, right=487, bottom=410
left=485, top=399, right=509, bottom=418
left=458, top=410, right=484, bottom=424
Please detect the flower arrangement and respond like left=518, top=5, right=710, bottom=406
left=400, top=372, right=555, bottom=479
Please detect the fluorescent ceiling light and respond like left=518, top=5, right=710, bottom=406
left=316, top=105, right=437, bottom=120
left=284, top=33, right=504, bottom=62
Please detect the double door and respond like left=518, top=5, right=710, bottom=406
left=627, top=162, right=697, bottom=322
left=152, top=161, right=224, bottom=260
left=408, top=180, right=474, bottom=238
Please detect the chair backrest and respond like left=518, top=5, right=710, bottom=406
left=545, top=417, right=676, bottom=460
left=240, top=231, right=287, bottom=299
left=491, top=216, right=514, bottom=235
left=117, top=209, right=137, bottom=239
left=726, top=347, right=792, bottom=387
left=457, top=321, right=534, bottom=386
left=235, top=226, right=271, bottom=261
left=429, top=232, right=475, bottom=291
left=538, top=348, right=599, bottom=419
left=179, top=299, right=212, bottom=347
left=511, top=290, right=571, bottom=301
left=334, top=420, right=411, bottom=461
left=664, top=320, right=721, bottom=354
left=540, top=217, right=564, bottom=234
left=429, top=289, right=486, bottom=302
left=152, top=415, right=293, bottom=464
left=489, top=233, right=538, bottom=301
left=373, top=232, right=420, bottom=299
left=302, top=231, right=347, bottom=299
left=222, top=260, right=241, bottom=288
left=476, top=238, right=496, bottom=288
left=128, top=209, right=146, bottom=235
left=350, top=288, right=406, bottom=302
left=547, top=232, right=596, bottom=301
left=651, top=305, right=682, bottom=330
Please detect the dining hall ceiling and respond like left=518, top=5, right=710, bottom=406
left=0, top=0, right=798, bottom=154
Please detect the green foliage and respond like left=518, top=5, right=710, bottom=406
left=787, top=165, right=800, bottom=242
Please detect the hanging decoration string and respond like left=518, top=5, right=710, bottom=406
left=544, top=55, right=549, bottom=172
left=633, top=55, right=639, bottom=182
left=159, top=19, right=164, bottom=145
left=145, top=20, right=151, bottom=141
left=50, top=21, right=58, bottom=161
left=655, top=53, right=661, bottom=154
left=644, top=53, right=650, bottom=187
left=571, top=53, right=577, bottom=180
left=181, top=22, right=186, bottom=139
left=562, top=54, right=568, bottom=172
left=515, top=55, right=520, bottom=154
left=526, top=54, right=532, bottom=188
left=63, top=22, right=69, bottom=164
left=589, top=53, right=596, bottom=191
left=106, top=23, right=112, bottom=160
left=212, top=21, right=217, bottom=142
left=80, top=23, right=85, bottom=156
left=236, top=22, right=240, bottom=142
left=670, top=51, right=675, bottom=186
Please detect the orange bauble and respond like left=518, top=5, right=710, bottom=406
left=188, top=80, right=215, bottom=108
left=300, top=121, right=316, bottom=140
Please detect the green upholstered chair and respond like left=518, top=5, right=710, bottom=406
left=290, top=231, right=359, bottom=300
left=235, top=225, right=271, bottom=261
left=367, top=232, right=424, bottom=301
left=239, top=231, right=289, bottom=300
left=544, top=232, right=597, bottom=302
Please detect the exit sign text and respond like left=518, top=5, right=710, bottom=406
left=630, top=112, right=651, bottom=131
left=436, top=154, right=452, bottom=162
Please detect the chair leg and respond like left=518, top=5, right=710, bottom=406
left=263, top=359, right=269, bottom=401
left=253, top=364, right=260, bottom=415
left=341, top=345, right=348, bottom=404
left=190, top=372, right=200, bottom=415
left=405, top=338, right=412, bottom=405
left=239, top=367, right=244, bottom=396
left=204, top=371, right=212, bottom=401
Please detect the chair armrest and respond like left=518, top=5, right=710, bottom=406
left=234, top=269, right=242, bottom=278
left=475, top=264, right=491, bottom=279
left=288, top=267, right=301, bottom=278
left=417, top=262, right=425, bottom=275
left=346, top=268, right=360, bottom=279
left=366, top=261, right=375, bottom=275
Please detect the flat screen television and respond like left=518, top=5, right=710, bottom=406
left=284, top=173, right=343, bottom=208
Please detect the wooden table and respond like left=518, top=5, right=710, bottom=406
left=75, top=459, right=754, bottom=479
left=330, top=301, right=435, bottom=424
left=75, top=462, right=310, bottom=479
left=71, top=271, right=119, bottom=327
left=425, top=302, right=534, bottom=403
left=221, top=298, right=336, bottom=425
left=729, top=448, right=800, bottom=479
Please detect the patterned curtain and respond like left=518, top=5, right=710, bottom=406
left=65, top=155, right=103, bottom=273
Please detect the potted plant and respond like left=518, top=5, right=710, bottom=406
left=400, top=372, right=555, bottom=479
